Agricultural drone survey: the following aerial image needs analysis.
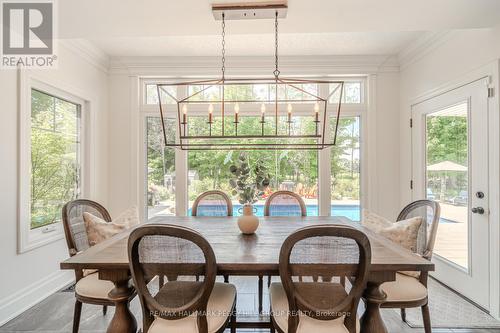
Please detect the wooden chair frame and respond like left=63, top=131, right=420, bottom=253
left=262, top=191, right=307, bottom=314
left=191, top=190, right=233, bottom=217
left=128, top=224, right=236, bottom=333
left=271, top=225, right=371, bottom=333
left=264, top=191, right=307, bottom=217
left=62, top=199, right=134, bottom=333
left=380, top=199, right=441, bottom=333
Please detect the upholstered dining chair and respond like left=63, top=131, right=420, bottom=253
left=379, top=199, right=441, bottom=333
left=270, top=225, right=371, bottom=333
left=264, top=190, right=307, bottom=217
left=260, top=191, right=307, bottom=313
left=128, top=224, right=237, bottom=333
left=192, top=190, right=233, bottom=217
left=62, top=199, right=135, bottom=333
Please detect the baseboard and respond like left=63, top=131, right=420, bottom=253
left=0, top=270, right=74, bottom=326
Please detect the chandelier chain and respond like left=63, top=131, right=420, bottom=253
left=221, top=13, right=226, bottom=80
left=273, top=11, right=280, bottom=78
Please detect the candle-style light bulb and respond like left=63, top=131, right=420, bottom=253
left=287, top=103, right=292, bottom=122
left=208, top=103, right=213, bottom=122
left=182, top=104, right=187, bottom=123
left=234, top=103, right=239, bottom=122
left=261, top=104, right=266, bottom=122
left=314, top=102, right=319, bottom=122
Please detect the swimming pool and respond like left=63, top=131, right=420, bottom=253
left=187, top=204, right=361, bottom=221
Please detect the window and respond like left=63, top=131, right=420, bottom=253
left=141, top=78, right=366, bottom=220
left=146, top=116, right=176, bottom=218
left=330, top=116, right=361, bottom=221
left=145, top=84, right=177, bottom=104
left=30, top=89, right=82, bottom=229
left=187, top=115, right=318, bottom=216
left=329, top=82, right=363, bottom=104
left=187, top=149, right=318, bottom=216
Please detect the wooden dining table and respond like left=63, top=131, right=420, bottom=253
left=60, top=216, right=434, bottom=333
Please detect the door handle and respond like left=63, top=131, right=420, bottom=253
left=471, top=207, right=485, bottom=214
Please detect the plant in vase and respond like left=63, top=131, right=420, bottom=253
left=229, top=153, right=270, bottom=234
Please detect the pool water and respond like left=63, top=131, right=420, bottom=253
left=187, top=204, right=361, bottom=221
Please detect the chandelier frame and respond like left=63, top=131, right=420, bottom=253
left=157, top=9, right=344, bottom=151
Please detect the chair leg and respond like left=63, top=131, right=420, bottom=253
left=102, top=305, right=107, bottom=316
left=421, top=303, right=432, bottom=333
left=400, top=308, right=406, bottom=322
left=340, top=276, right=346, bottom=287
left=258, top=275, right=263, bottom=314
left=230, top=305, right=236, bottom=333
left=224, top=275, right=229, bottom=283
left=267, top=275, right=272, bottom=288
left=72, top=300, right=82, bottom=333
left=158, top=275, right=164, bottom=288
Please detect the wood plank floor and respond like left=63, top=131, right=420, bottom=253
left=1, top=276, right=499, bottom=333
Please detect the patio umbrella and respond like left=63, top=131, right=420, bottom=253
left=427, top=161, right=467, bottom=172
left=427, top=161, right=467, bottom=201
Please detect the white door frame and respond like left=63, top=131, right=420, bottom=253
left=409, top=61, right=500, bottom=318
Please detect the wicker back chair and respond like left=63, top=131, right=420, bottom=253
left=264, top=191, right=307, bottom=217
left=192, top=190, right=233, bottom=217
left=62, top=199, right=112, bottom=257
left=380, top=199, right=441, bottom=333
left=396, top=199, right=441, bottom=260
left=270, top=225, right=371, bottom=333
left=62, top=199, right=132, bottom=333
left=128, top=224, right=236, bottom=333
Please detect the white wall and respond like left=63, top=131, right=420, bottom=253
left=399, top=26, right=500, bottom=318
left=373, top=72, right=401, bottom=219
left=0, top=41, right=109, bottom=325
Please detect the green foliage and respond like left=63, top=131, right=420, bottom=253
left=229, top=153, right=271, bottom=204
left=426, top=114, right=468, bottom=199
left=30, top=90, right=80, bottom=228
left=426, top=115, right=467, bottom=165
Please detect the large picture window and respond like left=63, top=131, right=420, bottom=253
left=141, top=78, right=365, bottom=219
left=30, top=89, right=82, bottom=229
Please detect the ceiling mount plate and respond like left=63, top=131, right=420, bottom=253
left=212, top=2, right=287, bottom=20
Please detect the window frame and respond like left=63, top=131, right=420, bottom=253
left=18, top=76, right=87, bottom=253
left=139, top=77, right=367, bottom=219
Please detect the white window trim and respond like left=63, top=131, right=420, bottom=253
left=18, top=71, right=90, bottom=253
left=139, top=76, right=368, bottom=219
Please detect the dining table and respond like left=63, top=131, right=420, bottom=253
left=60, top=215, right=434, bottom=333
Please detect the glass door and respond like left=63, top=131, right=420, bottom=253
left=412, top=78, right=490, bottom=309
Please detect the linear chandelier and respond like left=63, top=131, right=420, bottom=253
left=157, top=4, right=344, bottom=150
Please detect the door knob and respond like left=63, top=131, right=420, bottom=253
left=471, top=207, right=485, bottom=214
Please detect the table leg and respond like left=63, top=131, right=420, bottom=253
left=360, top=281, right=388, bottom=333
left=104, top=274, right=137, bottom=333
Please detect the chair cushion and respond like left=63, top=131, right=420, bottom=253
left=269, top=282, right=359, bottom=333
left=148, top=282, right=236, bottom=333
left=75, top=272, right=115, bottom=300
left=380, top=273, right=428, bottom=303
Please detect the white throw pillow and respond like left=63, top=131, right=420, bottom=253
left=361, top=209, right=393, bottom=232
left=362, top=209, right=423, bottom=279
left=83, top=206, right=139, bottom=246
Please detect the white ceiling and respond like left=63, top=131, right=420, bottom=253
left=57, top=0, right=500, bottom=57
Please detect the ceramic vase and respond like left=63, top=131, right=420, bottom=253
left=237, top=204, right=259, bottom=234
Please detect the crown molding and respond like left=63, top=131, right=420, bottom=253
left=60, top=39, right=110, bottom=73
left=109, top=54, right=399, bottom=76
left=398, top=31, right=456, bottom=70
